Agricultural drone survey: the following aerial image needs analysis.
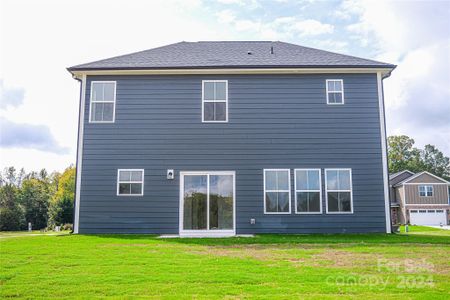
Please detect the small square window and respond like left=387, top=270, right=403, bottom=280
left=326, top=79, right=344, bottom=105
left=117, top=169, right=144, bottom=196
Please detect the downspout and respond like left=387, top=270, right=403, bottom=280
left=71, top=75, right=82, bottom=234
left=377, top=72, right=392, bottom=233
left=71, top=73, right=86, bottom=234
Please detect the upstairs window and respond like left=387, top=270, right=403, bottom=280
left=326, top=79, right=344, bottom=104
left=295, top=169, right=322, bottom=214
left=117, top=169, right=144, bottom=196
left=325, top=169, right=353, bottom=213
left=90, top=81, right=116, bottom=122
left=202, top=80, right=228, bottom=122
left=419, top=185, right=433, bottom=197
left=264, top=169, right=291, bottom=214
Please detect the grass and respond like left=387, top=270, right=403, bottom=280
left=1, top=227, right=449, bottom=299
left=399, top=225, right=450, bottom=236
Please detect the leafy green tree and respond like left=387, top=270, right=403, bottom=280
left=49, top=166, right=75, bottom=226
left=387, top=135, right=422, bottom=173
left=388, top=135, right=450, bottom=180
left=18, top=176, right=51, bottom=229
left=0, top=170, right=26, bottom=230
left=420, top=144, right=450, bottom=179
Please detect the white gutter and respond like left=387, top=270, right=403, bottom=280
left=73, top=74, right=86, bottom=234
left=377, top=72, right=392, bottom=233
left=70, top=67, right=394, bottom=79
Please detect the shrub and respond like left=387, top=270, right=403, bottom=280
left=62, top=223, right=73, bottom=231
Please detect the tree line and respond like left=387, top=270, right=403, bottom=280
left=388, top=135, right=450, bottom=180
left=0, top=166, right=75, bottom=231
left=0, top=135, right=449, bottom=231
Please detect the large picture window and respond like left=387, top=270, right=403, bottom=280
left=202, top=80, right=228, bottom=122
left=295, top=169, right=322, bottom=214
left=117, top=169, right=144, bottom=196
left=325, top=169, right=353, bottom=213
left=264, top=169, right=291, bottom=214
left=90, top=81, right=116, bottom=122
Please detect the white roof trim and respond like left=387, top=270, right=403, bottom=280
left=394, top=171, right=450, bottom=187
left=70, top=67, right=394, bottom=79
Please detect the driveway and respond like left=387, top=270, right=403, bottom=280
left=426, top=225, right=450, bottom=230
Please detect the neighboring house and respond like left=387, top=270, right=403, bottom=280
left=390, top=170, right=450, bottom=225
left=68, top=41, right=396, bottom=236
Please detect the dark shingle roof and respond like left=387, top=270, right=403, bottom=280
left=389, top=170, right=415, bottom=186
left=68, top=41, right=395, bottom=71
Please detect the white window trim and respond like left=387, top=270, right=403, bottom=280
left=263, top=169, right=291, bottom=214
left=201, top=80, right=228, bottom=123
left=418, top=185, right=433, bottom=197
left=294, top=168, right=322, bottom=214
left=117, top=169, right=144, bottom=196
left=326, top=79, right=345, bottom=105
left=89, top=81, right=117, bottom=123
left=325, top=168, right=354, bottom=214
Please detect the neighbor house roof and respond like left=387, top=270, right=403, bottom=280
left=393, top=171, right=450, bottom=187
left=389, top=170, right=415, bottom=180
left=389, top=170, right=415, bottom=186
left=68, top=41, right=396, bottom=72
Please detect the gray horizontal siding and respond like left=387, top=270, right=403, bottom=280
left=79, top=74, right=386, bottom=234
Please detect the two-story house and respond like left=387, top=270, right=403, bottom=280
left=390, top=170, right=450, bottom=225
left=68, top=41, right=396, bottom=236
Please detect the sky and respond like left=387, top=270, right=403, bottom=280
left=0, top=0, right=449, bottom=173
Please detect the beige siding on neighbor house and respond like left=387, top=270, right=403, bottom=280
left=395, top=186, right=407, bottom=224
left=405, top=184, right=449, bottom=204
left=395, top=186, right=404, bottom=204
left=407, top=173, right=447, bottom=184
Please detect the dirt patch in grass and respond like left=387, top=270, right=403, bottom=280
left=188, top=243, right=450, bottom=275
left=310, top=250, right=384, bottom=268
left=188, top=244, right=380, bottom=269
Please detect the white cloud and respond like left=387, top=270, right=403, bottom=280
left=315, top=40, right=348, bottom=53
left=384, top=42, right=450, bottom=154
left=216, top=0, right=260, bottom=9
left=0, top=0, right=233, bottom=171
left=342, top=0, right=450, bottom=154
left=290, top=19, right=334, bottom=36
left=216, top=9, right=236, bottom=24
left=0, top=148, right=73, bottom=172
left=0, top=117, right=69, bottom=154
left=235, top=19, right=261, bottom=31
left=1, top=0, right=449, bottom=172
left=0, top=80, right=25, bottom=109
left=222, top=15, right=334, bottom=39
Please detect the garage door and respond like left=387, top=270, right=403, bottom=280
left=409, top=209, right=447, bottom=225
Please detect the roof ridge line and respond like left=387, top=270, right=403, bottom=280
left=277, top=41, right=395, bottom=67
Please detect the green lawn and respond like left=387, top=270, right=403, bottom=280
left=1, top=227, right=449, bottom=299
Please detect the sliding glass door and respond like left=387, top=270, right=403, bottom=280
left=180, top=171, right=235, bottom=236
left=183, top=175, right=208, bottom=230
